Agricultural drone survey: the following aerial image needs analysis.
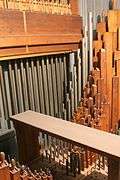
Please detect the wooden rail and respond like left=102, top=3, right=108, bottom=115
left=11, top=110, right=120, bottom=159
left=11, top=111, right=120, bottom=179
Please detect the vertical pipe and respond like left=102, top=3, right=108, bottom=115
left=51, top=57, right=58, bottom=117
left=0, top=82, right=7, bottom=129
left=74, top=66, right=77, bottom=111
left=41, top=59, right=50, bottom=115
left=9, top=62, right=18, bottom=114
left=46, top=58, right=54, bottom=116
left=20, top=60, right=29, bottom=111
left=26, top=60, right=35, bottom=111
left=85, top=26, right=88, bottom=83
left=0, top=64, right=9, bottom=121
left=38, top=64, right=45, bottom=114
left=55, top=57, right=62, bottom=118
left=28, top=60, right=35, bottom=111
left=31, top=60, right=40, bottom=112
left=89, top=11, right=93, bottom=72
left=69, top=53, right=75, bottom=75
left=82, top=38, right=86, bottom=88
left=77, top=49, right=82, bottom=102
left=4, top=65, right=13, bottom=128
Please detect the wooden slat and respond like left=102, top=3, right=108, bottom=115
left=0, top=44, right=78, bottom=60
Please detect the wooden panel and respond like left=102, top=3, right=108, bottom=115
left=0, top=9, right=24, bottom=35
left=0, top=9, right=82, bottom=58
left=26, top=12, right=82, bottom=34
left=11, top=110, right=120, bottom=159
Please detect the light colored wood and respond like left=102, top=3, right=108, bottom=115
left=96, top=22, right=106, bottom=34
left=108, top=10, right=118, bottom=32
left=100, top=49, right=107, bottom=95
left=118, top=27, right=120, bottom=50
left=11, top=110, right=120, bottom=159
left=103, top=32, right=113, bottom=127
left=112, top=76, right=119, bottom=130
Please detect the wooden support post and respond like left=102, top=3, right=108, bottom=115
left=14, top=121, right=40, bottom=164
left=108, top=158, right=120, bottom=180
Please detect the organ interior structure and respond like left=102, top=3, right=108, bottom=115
left=1, top=0, right=120, bottom=179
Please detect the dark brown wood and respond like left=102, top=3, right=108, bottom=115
left=14, top=121, right=40, bottom=164
left=108, top=158, right=120, bottom=180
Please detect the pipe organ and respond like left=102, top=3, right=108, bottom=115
left=0, top=0, right=82, bottom=130
left=1, top=0, right=120, bottom=179
left=0, top=53, right=82, bottom=129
